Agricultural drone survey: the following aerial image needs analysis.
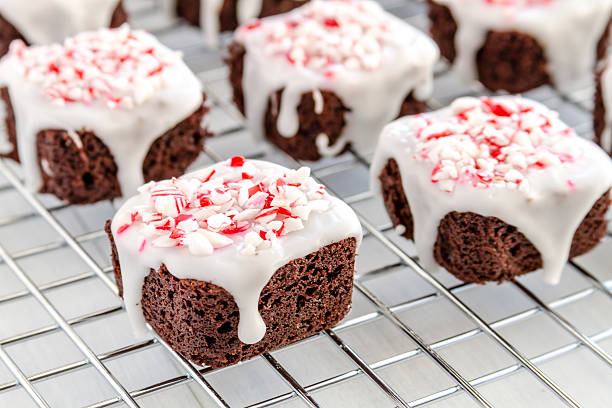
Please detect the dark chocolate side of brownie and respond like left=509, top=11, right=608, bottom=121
left=110, top=1, right=129, bottom=28
left=476, top=30, right=550, bottom=94
left=177, top=0, right=308, bottom=32
left=226, top=41, right=427, bottom=161
left=427, top=0, right=457, bottom=63
left=379, top=158, right=611, bottom=283
left=0, top=1, right=127, bottom=59
left=0, top=87, right=18, bottom=162
left=105, top=219, right=356, bottom=368
left=0, top=12, right=25, bottom=59
left=36, top=100, right=210, bottom=204
left=593, top=68, right=610, bottom=156
left=597, top=17, right=612, bottom=62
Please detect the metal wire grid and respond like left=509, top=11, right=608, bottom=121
left=0, top=0, right=610, bottom=406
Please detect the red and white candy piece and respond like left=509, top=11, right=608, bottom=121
left=116, top=157, right=331, bottom=256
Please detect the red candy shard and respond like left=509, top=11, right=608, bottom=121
left=230, top=156, right=245, bottom=167
left=117, top=224, right=131, bottom=234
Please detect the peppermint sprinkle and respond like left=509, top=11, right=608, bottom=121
left=412, top=97, right=578, bottom=193
left=116, top=158, right=330, bottom=256
left=238, top=0, right=393, bottom=73
left=9, top=25, right=179, bottom=109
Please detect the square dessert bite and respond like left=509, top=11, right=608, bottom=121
left=0, top=0, right=127, bottom=58
left=428, top=0, right=612, bottom=93
left=107, top=157, right=362, bottom=367
left=371, top=96, right=612, bottom=284
left=164, top=0, right=309, bottom=46
left=226, top=0, right=439, bottom=161
left=0, top=25, right=211, bottom=204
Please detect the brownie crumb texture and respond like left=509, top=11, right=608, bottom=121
left=106, top=219, right=357, bottom=368
left=379, top=158, right=611, bottom=283
left=0, top=86, right=18, bottom=162
left=35, top=101, right=209, bottom=204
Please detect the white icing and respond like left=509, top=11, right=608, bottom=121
left=0, top=26, right=203, bottom=199
left=0, top=96, right=10, bottom=154
left=371, top=96, right=612, bottom=285
left=111, top=158, right=362, bottom=343
left=600, top=56, right=612, bottom=154
left=236, top=0, right=439, bottom=158
left=434, top=0, right=612, bottom=92
left=0, top=0, right=121, bottom=45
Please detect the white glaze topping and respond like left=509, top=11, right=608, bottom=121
left=600, top=55, right=612, bottom=155
left=111, top=158, right=362, bottom=343
left=235, top=0, right=439, bottom=158
left=0, top=0, right=121, bottom=45
left=0, top=25, right=204, bottom=198
left=371, top=96, right=612, bottom=284
left=435, top=0, right=612, bottom=92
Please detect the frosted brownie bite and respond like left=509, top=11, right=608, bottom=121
left=371, top=96, right=612, bottom=284
left=0, top=0, right=127, bottom=58
left=161, top=0, right=309, bottom=46
left=226, top=0, right=439, bottom=161
left=427, top=0, right=612, bottom=93
left=0, top=26, right=210, bottom=204
left=107, top=157, right=362, bottom=367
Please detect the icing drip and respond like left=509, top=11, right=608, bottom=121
left=112, top=158, right=362, bottom=343
left=600, top=57, right=612, bottom=154
left=435, top=0, right=612, bottom=92
left=371, top=96, right=612, bottom=285
left=236, top=0, right=438, bottom=157
left=0, top=0, right=121, bottom=45
left=0, top=25, right=203, bottom=198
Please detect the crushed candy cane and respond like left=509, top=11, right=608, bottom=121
left=115, top=157, right=330, bottom=256
left=410, top=97, right=579, bottom=193
left=8, top=25, right=179, bottom=108
left=237, top=0, right=395, bottom=74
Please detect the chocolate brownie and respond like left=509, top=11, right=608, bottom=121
left=228, top=1, right=438, bottom=161
left=226, top=37, right=430, bottom=161
left=36, top=102, right=210, bottom=205
left=0, top=26, right=208, bottom=204
left=379, top=158, right=611, bottom=283
left=0, top=1, right=127, bottom=59
left=176, top=0, right=308, bottom=32
left=371, top=96, right=612, bottom=284
left=427, top=0, right=612, bottom=93
left=107, top=158, right=362, bottom=368
left=107, top=220, right=356, bottom=368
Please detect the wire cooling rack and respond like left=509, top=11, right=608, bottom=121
left=0, top=0, right=610, bottom=407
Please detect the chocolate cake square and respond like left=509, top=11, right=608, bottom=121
left=0, top=26, right=211, bottom=204
left=371, top=96, right=612, bottom=284
left=427, top=0, right=612, bottom=93
left=225, top=0, right=439, bottom=161
left=107, top=157, right=362, bottom=368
